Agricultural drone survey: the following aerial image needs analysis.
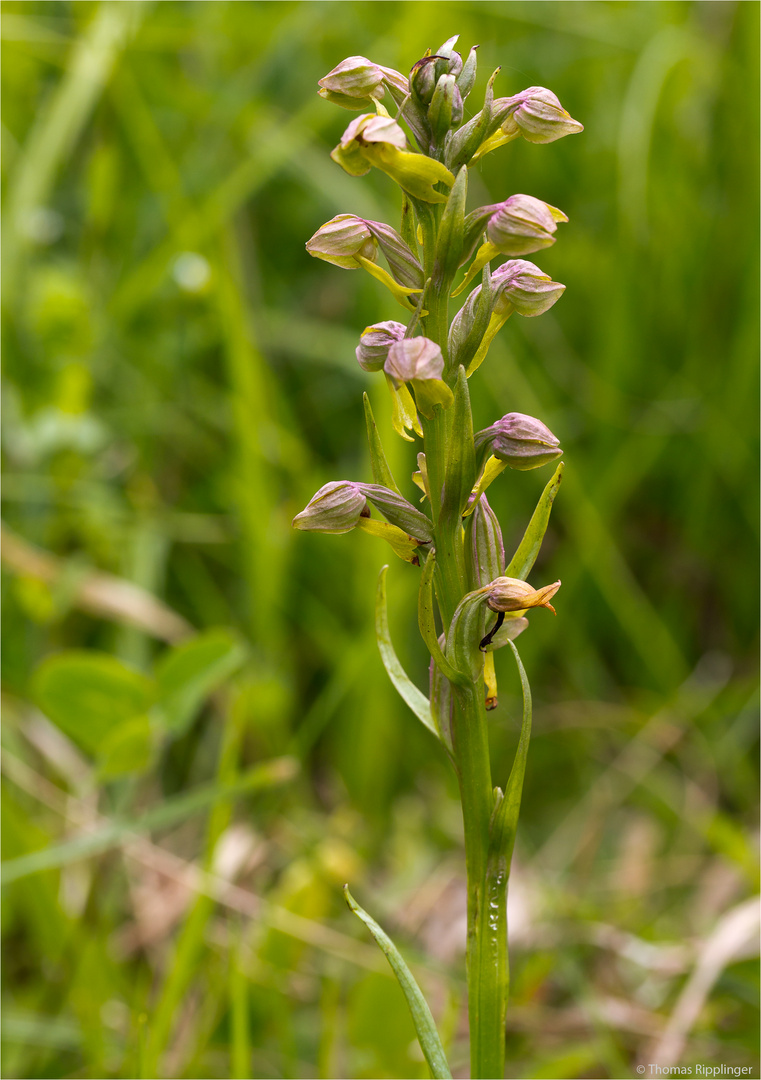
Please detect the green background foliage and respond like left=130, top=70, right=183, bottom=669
left=2, top=2, right=758, bottom=1077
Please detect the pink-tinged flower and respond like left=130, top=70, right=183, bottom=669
left=356, top=321, right=406, bottom=372
left=486, top=195, right=567, bottom=256
left=475, top=412, right=562, bottom=471
left=318, top=57, right=409, bottom=111
left=384, top=337, right=444, bottom=386
left=491, top=259, right=566, bottom=317
left=305, top=214, right=377, bottom=269
left=499, top=86, right=583, bottom=145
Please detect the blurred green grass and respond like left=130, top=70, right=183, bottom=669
left=1, top=2, right=758, bottom=1078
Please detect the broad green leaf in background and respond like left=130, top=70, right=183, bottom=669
left=96, top=714, right=154, bottom=780
left=154, top=628, right=249, bottom=735
left=33, top=651, right=155, bottom=756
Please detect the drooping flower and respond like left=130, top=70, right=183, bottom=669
left=474, top=412, right=562, bottom=471
left=318, top=56, right=409, bottom=111
left=331, top=114, right=455, bottom=203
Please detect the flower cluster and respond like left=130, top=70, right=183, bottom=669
left=296, top=33, right=580, bottom=711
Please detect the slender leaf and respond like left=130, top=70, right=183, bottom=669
left=343, top=886, right=452, bottom=1080
left=375, top=565, right=437, bottom=737
left=363, top=393, right=402, bottom=495
left=505, top=461, right=564, bottom=580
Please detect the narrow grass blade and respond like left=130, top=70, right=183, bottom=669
left=505, top=461, right=564, bottom=579
left=375, top=566, right=438, bottom=738
left=1, top=757, right=297, bottom=884
left=343, top=886, right=452, bottom=1080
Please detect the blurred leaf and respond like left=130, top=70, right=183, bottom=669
left=95, top=714, right=154, bottom=780
left=33, top=651, right=155, bottom=756
left=154, top=628, right=248, bottom=735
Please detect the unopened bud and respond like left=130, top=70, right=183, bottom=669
left=318, top=56, right=386, bottom=109
left=410, top=56, right=438, bottom=105
left=475, top=412, right=562, bottom=471
left=293, top=481, right=366, bottom=534
left=491, top=259, right=565, bottom=317
left=306, top=214, right=377, bottom=268
left=456, top=46, right=479, bottom=100
left=434, top=35, right=462, bottom=79
left=429, top=74, right=463, bottom=140
left=384, top=337, right=453, bottom=418
left=384, top=337, right=444, bottom=386
left=486, top=195, right=567, bottom=256
left=318, top=57, right=410, bottom=111
left=356, top=321, right=406, bottom=372
left=485, top=576, right=561, bottom=614
left=500, top=86, right=583, bottom=144
left=293, top=480, right=432, bottom=543
left=465, top=494, right=505, bottom=588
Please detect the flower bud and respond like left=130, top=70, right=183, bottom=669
left=484, top=576, right=561, bottom=614
left=356, top=321, right=406, bottom=372
left=360, top=483, right=433, bottom=542
left=474, top=412, right=562, bottom=471
left=428, top=74, right=463, bottom=140
left=434, top=35, right=463, bottom=79
left=318, top=57, right=410, bottom=111
left=305, top=214, right=378, bottom=269
left=456, top=46, right=479, bottom=100
left=318, top=56, right=386, bottom=108
left=384, top=337, right=444, bottom=386
left=465, top=494, right=505, bottom=588
left=500, top=86, right=583, bottom=144
left=293, top=481, right=366, bottom=534
left=486, top=195, right=567, bottom=256
left=384, top=337, right=453, bottom=419
left=410, top=56, right=438, bottom=105
left=491, top=259, right=565, bottom=317
left=293, top=480, right=433, bottom=543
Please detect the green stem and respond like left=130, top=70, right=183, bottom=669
left=417, top=195, right=507, bottom=1079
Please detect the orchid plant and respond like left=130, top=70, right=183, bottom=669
left=294, top=36, right=582, bottom=1079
